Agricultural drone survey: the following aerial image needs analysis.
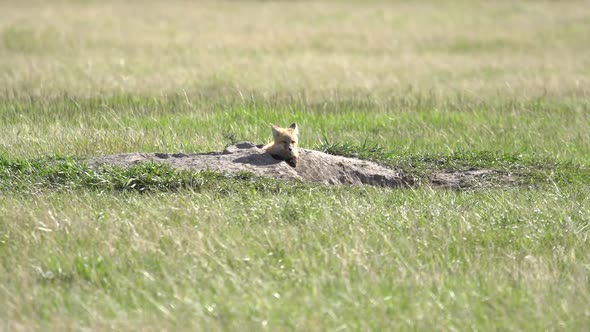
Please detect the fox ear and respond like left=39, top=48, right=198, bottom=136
left=289, top=122, right=298, bottom=135
left=271, top=124, right=280, bottom=138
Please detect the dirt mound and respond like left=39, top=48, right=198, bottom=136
left=87, top=142, right=410, bottom=187
left=87, top=143, right=512, bottom=189
left=432, top=169, right=514, bottom=189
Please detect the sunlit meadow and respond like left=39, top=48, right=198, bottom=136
left=1, top=1, right=589, bottom=330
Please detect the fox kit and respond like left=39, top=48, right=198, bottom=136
left=263, top=123, right=299, bottom=167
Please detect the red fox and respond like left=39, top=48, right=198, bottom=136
left=262, top=123, right=299, bottom=167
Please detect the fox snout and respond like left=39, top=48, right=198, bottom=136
left=277, top=144, right=296, bottom=157
left=284, top=141, right=297, bottom=155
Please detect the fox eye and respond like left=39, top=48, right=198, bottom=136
left=291, top=141, right=296, bottom=144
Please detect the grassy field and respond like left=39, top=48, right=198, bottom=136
left=1, top=0, right=590, bottom=331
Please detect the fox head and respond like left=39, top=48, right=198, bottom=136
left=267, top=122, right=299, bottom=162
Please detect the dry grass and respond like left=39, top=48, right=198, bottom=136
left=1, top=0, right=589, bottom=99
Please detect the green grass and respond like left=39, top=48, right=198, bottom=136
left=1, top=0, right=590, bottom=331
left=2, top=185, right=589, bottom=330
left=2, top=94, right=589, bottom=164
